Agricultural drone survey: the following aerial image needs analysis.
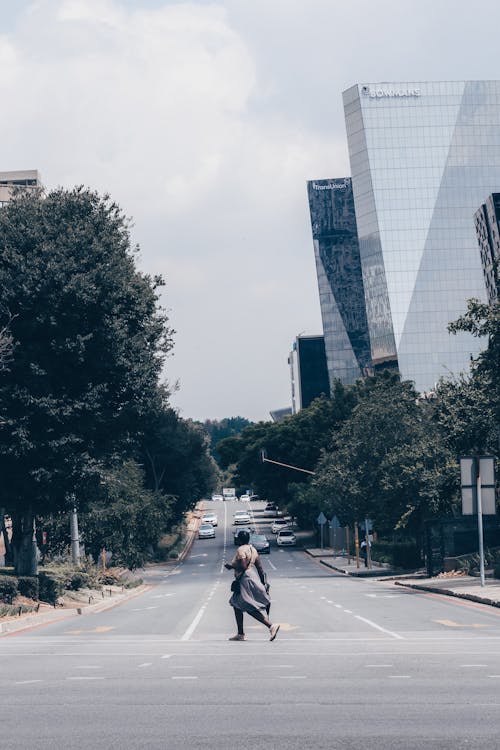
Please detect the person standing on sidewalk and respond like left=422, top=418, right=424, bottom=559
left=225, top=529, right=279, bottom=641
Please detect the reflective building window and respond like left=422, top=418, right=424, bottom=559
left=343, top=81, right=500, bottom=391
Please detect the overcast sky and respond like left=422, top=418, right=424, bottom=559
left=2, top=0, right=499, bottom=422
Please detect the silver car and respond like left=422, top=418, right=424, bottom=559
left=202, top=512, right=218, bottom=527
left=198, top=523, right=215, bottom=539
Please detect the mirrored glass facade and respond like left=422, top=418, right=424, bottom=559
left=307, top=178, right=371, bottom=386
left=343, top=81, right=500, bottom=391
left=474, top=192, right=500, bottom=304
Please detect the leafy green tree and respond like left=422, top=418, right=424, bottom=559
left=79, top=460, right=173, bottom=569
left=202, top=416, right=253, bottom=462
left=218, top=385, right=357, bottom=509
left=0, top=187, right=173, bottom=574
left=140, top=406, right=218, bottom=524
left=314, top=373, right=458, bottom=540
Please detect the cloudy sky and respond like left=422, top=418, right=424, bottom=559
left=2, top=0, right=499, bottom=422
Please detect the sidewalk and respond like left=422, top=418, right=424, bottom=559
left=305, top=548, right=396, bottom=577
left=0, top=582, right=151, bottom=636
left=305, top=548, right=500, bottom=609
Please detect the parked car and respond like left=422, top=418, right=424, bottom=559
left=198, top=523, right=215, bottom=539
left=234, top=525, right=255, bottom=545
left=240, top=494, right=251, bottom=502
left=250, top=533, right=270, bottom=554
left=233, top=510, right=251, bottom=525
left=276, top=529, right=296, bottom=546
left=202, top=511, right=218, bottom=527
left=271, top=519, right=289, bottom=534
left=250, top=494, right=260, bottom=502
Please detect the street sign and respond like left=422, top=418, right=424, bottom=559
left=460, top=456, right=496, bottom=515
left=317, top=512, right=327, bottom=525
left=330, top=515, right=340, bottom=529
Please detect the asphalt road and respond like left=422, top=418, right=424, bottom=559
left=2, top=499, right=500, bottom=749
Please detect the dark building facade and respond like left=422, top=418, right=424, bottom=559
left=474, top=192, right=500, bottom=304
left=307, top=178, right=371, bottom=386
left=289, top=334, right=330, bottom=413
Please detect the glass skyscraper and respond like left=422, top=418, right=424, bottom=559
left=307, top=177, right=371, bottom=386
left=342, top=81, right=500, bottom=392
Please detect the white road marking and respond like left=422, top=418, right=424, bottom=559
left=15, top=680, right=43, bottom=685
left=138, top=663, right=152, bottom=668
left=267, top=559, right=277, bottom=571
left=75, top=665, right=101, bottom=670
left=180, top=581, right=221, bottom=641
left=388, top=675, right=411, bottom=679
left=279, top=676, right=306, bottom=679
left=366, top=664, right=393, bottom=668
left=172, top=676, right=198, bottom=680
left=343, top=609, right=353, bottom=614
left=354, top=614, right=404, bottom=640
left=460, top=664, right=488, bottom=667
left=67, top=676, right=105, bottom=681
left=161, top=654, right=172, bottom=659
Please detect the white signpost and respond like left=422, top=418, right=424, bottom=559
left=460, top=455, right=496, bottom=587
left=317, top=512, right=327, bottom=550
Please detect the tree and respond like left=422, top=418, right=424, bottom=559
left=217, top=384, right=357, bottom=510
left=202, top=416, right=253, bottom=462
left=140, top=406, right=218, bottom=525
left=0, top=187, right=173, bottom=574
left=314, top=373, right=458, bottom=539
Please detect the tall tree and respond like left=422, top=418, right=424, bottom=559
left=0, top=187, right=173, bottom=573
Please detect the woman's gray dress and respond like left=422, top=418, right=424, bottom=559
left=229, top=546, right=270, bottom=614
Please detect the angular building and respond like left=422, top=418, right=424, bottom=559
left=342, top=81, right=500, bottom=392
left=307, top=178, right=371, bottom=386
left=0, top=170, right=42, bottom=207
left=474, top=192, right=500, bottom=304
left=289, top=334, right=330, bottom=413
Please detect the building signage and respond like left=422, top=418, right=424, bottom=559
left=312, top=179, right=349, bottom=191
left=361, top=85, right=421, bottom=98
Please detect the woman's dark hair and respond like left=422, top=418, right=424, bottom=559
left=236, top=530, right=250, bottom=545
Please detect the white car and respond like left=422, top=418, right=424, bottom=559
left=271, top=519, right=289, bottom=534
left=211, top=494, right=223, bottom=502
left=240, top=494, right=251, bottom=502
left=276, top=529, right=296, bottom=546
left=233, top=510, right=251, bottom=525
left=202, top=512, right=218, bottom=527
left=198, top=523, right=215, bottom=539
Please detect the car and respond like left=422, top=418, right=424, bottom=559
left=263, top=504, right=283, bottom=517
left=233, top=510, right=251, bottom=525
left=234, top=525, right=255, bottom=545
left=276, top=529, right=296, bottom=546
left=250, top=533, right=270, bottom=554
left=240, top=494, right=251, bottom=502
left=202, top=511, right=218, bottom=526
left=271, top=519, right=289, bottom=534
left=250, top=494, right=260, bottom=502
left=198, top=523, right=215, bottom=539
left=211, top=494, right=223, bottom=502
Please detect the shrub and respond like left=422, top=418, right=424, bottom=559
left=493, top=563, right=500, bottom=580
left=38, top=572, right=64, bottom=604
left=18, top=576, right=39, bottom=600
left=0, top=576, right=18, bottom=604
left=371, top=541, right=421, bottom=570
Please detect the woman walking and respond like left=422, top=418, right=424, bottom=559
left=225, top=529, right=279, bottom=642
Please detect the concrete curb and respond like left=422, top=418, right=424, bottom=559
left=394, top=580, right=500, bottom=609
left=0, top=583, right=151, bottom=636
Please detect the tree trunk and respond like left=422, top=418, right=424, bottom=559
left=0, top=508, right=13, bottom=566
left=11, top=510, right=38, bottom=576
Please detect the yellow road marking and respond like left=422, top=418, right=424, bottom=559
left=65, top=626, right=115, bottom=635
left=434, top=619, right=489, bottom=628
